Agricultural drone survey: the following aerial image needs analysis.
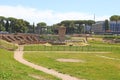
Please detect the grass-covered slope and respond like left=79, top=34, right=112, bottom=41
left=0, top=48, right=60, bottom=80
left=0, top=39, right=18, bottom=50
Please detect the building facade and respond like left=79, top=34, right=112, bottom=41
left=109, top=21, right=120, bottom=32
left=91, top=21, right=120, bottom=34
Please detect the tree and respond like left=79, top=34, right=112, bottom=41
left=37, top=22, right=47, bottom=34
left=7, top=17, right=16, bottom=33
left=32, top=23, right=35, bottom=33
left=110, top=15, right=120, bottom=32
left=14, top=19, right=29, bottom=33
left=60, top=20, right=95, bottom=34
left=5, top=20, right=9, bottom=32
left=0, top=16, right=6, bottom=31
left=110, top=15, right=120, bottom=21
left=104, top=19, right=109, bottom=32
left=69, top=21, right=75, bottom=34
left=49, top=24, right=58, bottom=34
left=37, top=22, right=46, bottom=27
left=7, top=17, right=30, bottom=33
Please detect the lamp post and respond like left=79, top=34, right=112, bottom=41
left=0, top=19, right=1, bottom=32
left=82, top=24, right=87, bottom=42
left=8, top=21, right=11, bottom=33
left=3, top=20, right=6, bottom=31
left=82, top=24, right=85, bottom=34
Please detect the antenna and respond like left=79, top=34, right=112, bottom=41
left=94, top=14, right=95, bottom=22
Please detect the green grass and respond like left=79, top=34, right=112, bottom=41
left=24, top=44, right=120, bottom=53
left=0, top=48, right=60, bottom=80
left=92, top=35, right=120, bottom=39
left=24, top=39, right=120, bottom=80
left=0, top=39, right=18, bottom=50
left=24, top=51, right=120, bottom=80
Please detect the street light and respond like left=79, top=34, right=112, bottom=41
left=0, top=19, right=1, bottom=31
left=82, top=24, right=85, bottom=34
left=82, top=24, right=88, bottom=42
left=8, top=21, right=11, bottom=33
left=3, top=20, right=6, bottom=31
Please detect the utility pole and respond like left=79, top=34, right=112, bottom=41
left=94, top=14, right=96, bottom=22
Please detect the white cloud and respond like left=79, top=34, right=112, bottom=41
left=0, top=5, right=109, bottom=25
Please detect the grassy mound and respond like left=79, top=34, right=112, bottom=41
left=0, top=40, right=18, bottom=51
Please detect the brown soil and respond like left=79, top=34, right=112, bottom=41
left=57, top=58, right=85, bottom=63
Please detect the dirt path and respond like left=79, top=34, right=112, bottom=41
left=96, top=55, right=120, bottom=61
left=14, top=46, right=82, bottom=80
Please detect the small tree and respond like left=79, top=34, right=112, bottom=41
left=33, top=22, right=35, bottom=33
left=104, top=19, right=109, bottom=32
left=5, top=20, right=9, bottom=32
left=110, top=15, right=120, bottom=32
left=37, top=22, right=47, bottom=34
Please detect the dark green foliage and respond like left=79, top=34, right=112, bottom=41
left=5, top=20, right=9, bottom=32
left=0, top=16, right=97, bottom=34
left=0, top=16, right=30, bottom=33
left=0, top=16, right=6, bottom=31
left=33, top=22, right=35, bottom=33
left=37, top=22, right=46, bottom=27
left=104, top=19, right=109, bottom=32
left=110, top=15, right=120, bottom=21
left=60, top=20, right=95, bottom=34
left=36, top=22, right=47, bottom=34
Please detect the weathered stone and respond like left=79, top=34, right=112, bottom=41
left=58, top=26, right=66, bottom=41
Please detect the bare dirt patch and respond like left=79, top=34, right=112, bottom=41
left=29, top=74, right=46, bottom=80
left=57, top=58, right=85, bottom=63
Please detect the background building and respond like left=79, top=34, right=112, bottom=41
left=91, top=21, right=105, bottom=34
left=91, top=21, right=120, bottom=34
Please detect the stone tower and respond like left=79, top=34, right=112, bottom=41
left=58, top=25, right=66, bottom=41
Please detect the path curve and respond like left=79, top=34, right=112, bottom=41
left=14, top=46, right=82, bottom=80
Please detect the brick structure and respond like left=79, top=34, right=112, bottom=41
left=0, top=33, right=40, bottom=45
left=58, top=26, right=66, bottom=41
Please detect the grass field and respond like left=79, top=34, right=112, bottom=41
left=24, top=39, right=120, bottom=80
left=24, top=51, right=120, bottom=80
left=1, top=36, right=120, bottom=80
left=0, top=48, right=60, bottom=80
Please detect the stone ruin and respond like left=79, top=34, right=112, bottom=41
left=58, top=25, right=66, bottom=42
left=0, top=33, right=41, bottom=45
left=0, top=26, right=67, bottom=45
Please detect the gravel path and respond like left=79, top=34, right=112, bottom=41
left=14, top=46, right=82, bottom=80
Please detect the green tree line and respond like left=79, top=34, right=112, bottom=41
left=0, top=16, right=31, bottom=33
left=0, top=15, right=119, bottom=34
left=0, top=16, right=95, bottom=34
left=60, top=20, right=95, bottom=34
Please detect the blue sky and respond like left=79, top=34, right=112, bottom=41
left=0, top=0, right=120, bottom=25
